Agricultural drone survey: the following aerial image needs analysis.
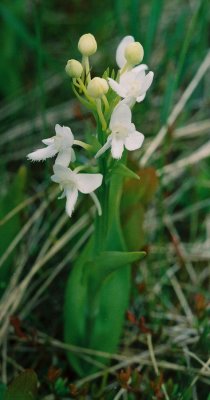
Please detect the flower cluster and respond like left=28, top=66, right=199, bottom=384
left=27, top=34, right=153, bottom=217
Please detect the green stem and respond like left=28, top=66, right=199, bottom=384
left=77, top=78, right=95, bottom=104
left=93, top=123, right=109, bottom=254
left=102, top=95, right=109, bottom=113
left=96, top=99, right=107, bottom=131
left=82, top=55, right=91, bottom=83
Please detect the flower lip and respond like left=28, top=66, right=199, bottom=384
left=112, top=124, right=130, bottom=139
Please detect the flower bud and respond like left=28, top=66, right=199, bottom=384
left=124, top=42, right=144, bottom=66
left=78, top=33, right=97, bottom=56
left=87, top=77, right=109, bottom=98
left=65, top=59, right=83, bottom=78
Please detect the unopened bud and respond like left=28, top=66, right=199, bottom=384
left=78, top=33, right=97, bottom=56
left=124, top=42, right=144, bottom=66
left=87, top=77, right=108, bottom=98
left=65, top=59, right=83, bottom=78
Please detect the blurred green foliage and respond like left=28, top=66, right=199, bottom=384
left=0, top=166, right=26, bottom=296
left=0, top=0, right=210, bottom=398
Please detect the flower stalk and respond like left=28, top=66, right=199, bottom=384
left=27, top=33, right=153, bottom=376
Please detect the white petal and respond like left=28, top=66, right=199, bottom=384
left=110, top=103, right=132, bottom=130
left=95, top=137, right=112, bottom=158
left=65, top=188, right=78, bottom=217
left=136, top=94, right=146, bottom=103
left=61, top=127, right=74, bottom=146
left=116, top=36, right=134, bottom=68
left=52, top=164, right=74, bottom=183
left=55, top=124, right=64, bottom=135
left=120, top=69, right=137, bottom=89
left=120, top=96, right=136, bottom=108
left=55, top=149, right=71, bottom=167
left=108, top=78, right=126, bottom=97
left=55, top=124, right=74, bottom=147
left=132, top=64, right=148, bottom=74
left=125, top=131, right=144, bottom=151
left=111, top=138, right=124, bottom=159
left=141, top=71, right=154, bottom=93
left=135, top=68, right=146, bottom=82
left=42, top=137, right=54, bottom=145
left=76, top=173, right=103, bottom=194
left=27, top=144, right=57, bottom=161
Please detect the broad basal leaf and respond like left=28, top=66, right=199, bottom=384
left=3, top=370, right=38, bottom=400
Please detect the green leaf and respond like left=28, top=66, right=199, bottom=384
left=64, top=243, right=132, bottom=376
left=111, top=68, right=116, bottom=79
left=86, top=251, right=146, bottom=293
left=144, top=0, right=164, bottom=61
left=64, top=169, right=146, bottom=376
left=111, top=163, right=140, bottom=181
left=102, top=67, right=110, bottom=79
left=3, top=370, right=38, bottom=400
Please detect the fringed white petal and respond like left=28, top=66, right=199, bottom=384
left=125, top=131, right=144, bottom=151
left=65, top=188, right=78, bottom=217
left=27, top=144, right=57, bottom=161
left=76, top=173, right=103, bottom=194
left=42, top=137, right=54, bottom=145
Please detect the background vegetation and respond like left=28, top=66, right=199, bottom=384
left=0, top=0, right=210, bottom=398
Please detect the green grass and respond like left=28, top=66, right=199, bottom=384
left=0, top=0, right=210, bottom=399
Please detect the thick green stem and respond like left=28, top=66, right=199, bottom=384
left=94, top=158, right=108, bottom=253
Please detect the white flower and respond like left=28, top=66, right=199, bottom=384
left=108, top=66, right=154, bottom=105
left=27, top=124, right=77, bottom=167
left=51, top=164, right=103, bottom=217
left=95, top=103, right=144, bottom=160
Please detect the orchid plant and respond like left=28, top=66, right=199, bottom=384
left=28, top=33, right=154, bottom=376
